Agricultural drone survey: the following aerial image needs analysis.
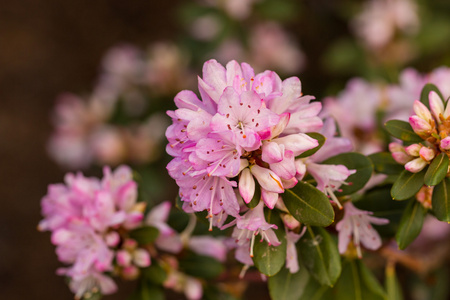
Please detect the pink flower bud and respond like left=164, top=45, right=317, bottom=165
left=413, top=100, right=432, bottom=123
left=116, top=250, right=132, bottom=267
left=250, top=165, right=284, bottom=193
left=405, top=157, right=427, bottom=173
left=419, top=147, right=435, bottom=162
left=409, top=115, right=432, bottom=136
left=105, top=232, right=120, bottom=247
left=239, top=168, right=256, bottom=203
left=441, top=137, right=450, bottom=150
left=132, top=248, right=151, bottom=267
left=405, top=143, right=422, bottom=156
left=389, top=142, right=413, bottom=164
left=122, top=265, right=140, bottom=280
left=123, top=239, right=138, bottom=250
left=429, top=91, right=444, bottom=122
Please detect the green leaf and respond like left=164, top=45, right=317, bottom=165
left=142, top=263, right=167, bottom=285
left=296, top=133, right=326, bottom=158
left=424, top=153, right=449, bottom=186
left=129, top=226, right=159, bottom=245
left=269, top=267, right=331, bottom=300
left=384, top=120, right=423, bottom=143
left=128, top=283, right=164, bottom=300
left=385, top=264, right=404, bottom=300
left=391, top=169, right=426, bottom=200
left=334, top=259, right=387, bottom=300
left=395, top=199, right=427, bottom=250
left=323, top=152, right=374, bottom=196
left=432, top=178, right=450, bottom=222
left=268, top=267, right=309, bottom=300
left=369, top=152, right=404, bottom=175
left=420, top=83, right=445, bottom=109
left=253, top=209, right=287, bottom=276
left=298, top=226, right=341, bottom=287
left=284, top=181, right=334, bottom=227
left=179, top=253, right=224, bottom=279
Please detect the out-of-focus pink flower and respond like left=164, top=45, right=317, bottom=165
left=146, top=42, right=195, bottom=94
left=249, top=22, right=305, bottom=75
left=146, top=201, right=183, bottom=254
left=336, top=202, right=389, bottom=258
left=188, top=236, right=227, bottom=262
left=285, top=226, right=306, bottom=273
left=39, top=165, right=148, bottom=299
left=352, top=0, right=419, bottom=50
left=322, top=78, right=383, bottom=154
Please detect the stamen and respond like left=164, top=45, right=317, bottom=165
left=250, top=232, right=256, bottom=257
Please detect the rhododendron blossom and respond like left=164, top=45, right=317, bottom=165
left=336, top=202, right=389, bottom=258
left=39, top=166, right=148, bottom=299
left=166, top=60, right=325, bottom=235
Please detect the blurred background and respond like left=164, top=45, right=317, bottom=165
left=1, top=0, right=450, bottom=299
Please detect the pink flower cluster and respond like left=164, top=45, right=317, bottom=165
left=167, top=59, right=322, bottom=222
left=39, top=166, right=149, bottom=299
left=166, top=60, right=357, bottom=264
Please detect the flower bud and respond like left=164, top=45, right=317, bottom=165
left=441, top=137, right=450, bottom=150
left=239, top=168, right=256, bottom=203
left=409, top=115, right=432, bottom=136
left=405, top=143, right=422, bottom=156
left=413, top=100, right=432, bottom=123
left=405, top=157, right=427, bottom=173
left=389, top=142, right=412, bottom=164
left=429, top=91, right=444, bottom=122
left=105, top=231, right=120, bottom=247
left=116, top=250, right=132, bottom=267
left=133, top=248, right=151, bottom=268
left=419, top=147, right=435, bottom=162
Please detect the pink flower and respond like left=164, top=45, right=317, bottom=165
left=295, top=118, right=355, bottom=208
left=285, top=226, right=306, bottom=273
left=225, top=202, right=281, bottom=258
left=39, top=165, right=148, bottom=299
left=336, top=202, right=389, bottom=258
left=166, top=59, right=322, bottom=229
left=145, top=201, right=183, bottom=254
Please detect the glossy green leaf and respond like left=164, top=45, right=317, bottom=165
left=391, top=169, right=426, bottom=200
left=432, top=178, right=450, bottom=222
left=420, top=83, right=445, bottom=109
left=395, top=199, right=427, bottom=250
left=298, top=226, right=341, bottom=287
left=384, top=120, right=423, bottom=143
left=296, top=133, right=326, bottom=159
left=253, top=210, right=287, bottom=276
left=129, top=226, right=159, bottom=245
left=385, top=264, right=404, bottom=300
left=424, top=153, right=449, bottom=186
left=179, top=253, right=224, bottom=279
left=369, top=152, right=404, bottom=175
left=284, top=181, right=334, bottom=227
left=334, top=259, right=387, bottom=300
left=323, top=152, right=373, bottom=196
